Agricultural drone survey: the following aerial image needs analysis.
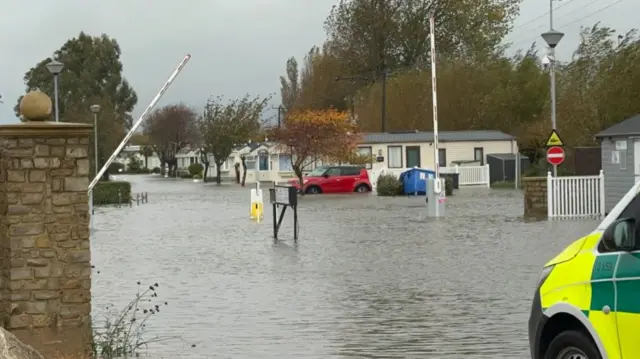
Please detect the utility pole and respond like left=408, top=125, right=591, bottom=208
left=381, top=67, right=388, bottom=132
left=271, top=105, right=284, bottom=127
left=335, top=70, right=388, bottom=132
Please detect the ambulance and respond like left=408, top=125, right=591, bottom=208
left=528, top=180, right=640, bottom=359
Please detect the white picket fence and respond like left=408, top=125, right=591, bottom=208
left=369, top=164, right=490, bottom=190
left=547, top=170, right=605, bottom=218
left=441, top=165, right=490, bottom=187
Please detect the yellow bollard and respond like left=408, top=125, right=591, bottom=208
left=250, top=201, right=263, bottom=220
left=250, top=183, right=264, bottom=220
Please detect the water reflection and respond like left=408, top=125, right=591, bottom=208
left=91, top=176, right=599, bottom=358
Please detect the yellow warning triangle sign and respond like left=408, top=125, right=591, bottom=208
left=545, top=130, right=564, bottom=147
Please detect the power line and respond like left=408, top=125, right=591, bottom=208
left=510, top=0, right=582, bottom=36
left=510, top=0, right=624, bottom=49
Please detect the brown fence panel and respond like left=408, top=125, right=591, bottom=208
left=573, top=146, right=601, bottom=175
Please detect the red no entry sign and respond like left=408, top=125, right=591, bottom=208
left=547, top=146, right=565, bottom=166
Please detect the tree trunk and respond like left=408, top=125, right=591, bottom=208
left=203, top=162, right=209, bottom=180
left=234, top=163, right=240, bottom=184
left=241, top=158, right=247, bottom=187
left=169, top=158, right=177, bottom=177
left=100, top=157, right=109, bottom=181
left=294, top=166, right=304, bottom=196
left=160, top=160, right=166, bottom=175
left=215, top=161, right=223, bottom=184
left=144, top=155, right=148, bottom=169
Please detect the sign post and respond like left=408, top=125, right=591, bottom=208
left=545, top=129, right=564, bottom=176
left=268, top=185, right=298, bottom=240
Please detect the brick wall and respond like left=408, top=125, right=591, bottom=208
left=523, top=176, right=547, bottom=218
left=0, top=122, right=93, bottom=357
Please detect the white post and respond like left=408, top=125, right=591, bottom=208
left=547, top=171, right=553, bottom=217
left=455, top=164, right=459, bottom=174
left=599, top=169, right=605, bottom=216
left=485, top=164, right=490, bottom=188
left=430, top=15, right=440, bottom=182
left=426, top=13, right=445, bottom=217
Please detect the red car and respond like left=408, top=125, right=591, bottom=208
left=289, top=165, right=372, bottom=194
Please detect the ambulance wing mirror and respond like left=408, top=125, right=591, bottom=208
left=602, top=217, right=636, bottom=252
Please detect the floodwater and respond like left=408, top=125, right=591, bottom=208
left=91, top=175, right=599, bottom=359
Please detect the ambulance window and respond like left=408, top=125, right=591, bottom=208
left=618, top=194, right=640, bottom=220
left=611, top=193, right=640, bottom=251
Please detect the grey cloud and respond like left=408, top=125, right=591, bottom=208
left=1, top=0, right=636, bottom=123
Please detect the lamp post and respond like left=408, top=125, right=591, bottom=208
left=45, top=60, right=64, bottom=122
left=541, top=1, right=564, bottom=177
left=90, top=105, right=101, bottom=177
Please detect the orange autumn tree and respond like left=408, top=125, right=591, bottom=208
left=269, top=108, right=364, bottom=192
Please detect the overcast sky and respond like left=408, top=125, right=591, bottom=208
left=0, top=0, right=636, bottom=124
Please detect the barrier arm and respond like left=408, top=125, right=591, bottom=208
left=88, top=54, right=192, bottom=193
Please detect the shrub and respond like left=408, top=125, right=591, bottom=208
left=376, top=174, right=403, bottom=196
left=126, top=154, right=143, bottom=173
left=151, top=167, right=161, bottom=174
left=107, top=162, right=125, bottom=175
left=193, top=173, right=202, bottom=179
left=93, top=181, right=131, bottom=205
left=444, top=176, right=453, bottom=196
left=91, top=269, right=195, bottom=358
left=188, top=163, right=204, bottom=177
left=124, top=167, right=150, bottom=174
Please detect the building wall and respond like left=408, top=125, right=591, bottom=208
left=601, top=136, right=635, bottom=212
left=361, top=140, right=517, bottom=171
left=120, top=139, right=517, bottom=183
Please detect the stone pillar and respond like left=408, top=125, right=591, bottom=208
left=523, top=176, right=548, bottom=218
left=0, top=90, right=93, bottom=357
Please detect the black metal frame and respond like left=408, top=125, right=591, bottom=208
left=269, top=185, right=298, bottom=241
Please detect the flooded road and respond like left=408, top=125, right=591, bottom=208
left=91, top=175, right=599, bottom=358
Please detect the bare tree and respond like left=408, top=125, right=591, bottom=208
left=144, top=104, right=198, bottom=176
left=198, top=94, right=270, bottom=184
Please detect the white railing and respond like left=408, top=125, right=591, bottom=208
left=440, top=165, right=490, bottom=187
left=547, top=170, right=605, bottom=218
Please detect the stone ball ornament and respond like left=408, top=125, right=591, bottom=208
left=19, top=90, right=52, bottom=121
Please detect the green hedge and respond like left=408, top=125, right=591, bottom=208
left=93, top=181, right=131, bottom=205
left=444, top=176, right=453, bottom=196
left=377, top=174, right=403, bottom=196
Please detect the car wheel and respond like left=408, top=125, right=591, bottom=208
left=355, top=184, right=370, bottom=193
left=545, top=330, right=601, bottom=359
left=305, top=186, right=321, bottom=194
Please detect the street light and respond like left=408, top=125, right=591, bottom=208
left=90, top=105, right=101, bottom=177
left=541, top=1, right=564, bottom=177
left=45, top=60, right=64, bottom=122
